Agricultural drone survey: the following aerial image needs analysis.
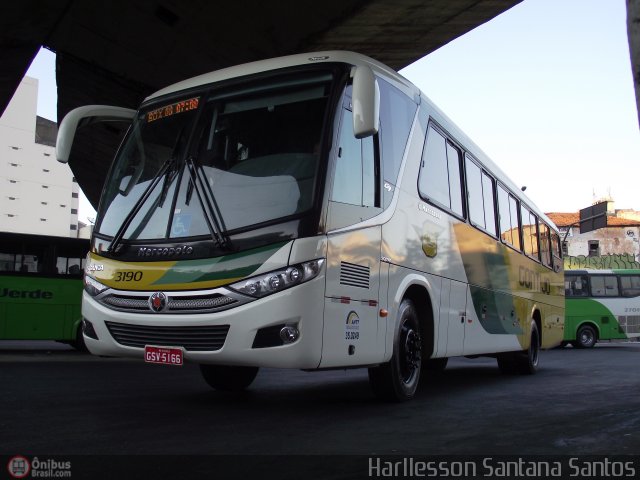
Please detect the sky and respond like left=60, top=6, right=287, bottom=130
left=24, top=0, right=639, bottom=222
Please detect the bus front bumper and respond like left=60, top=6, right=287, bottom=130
left=80, top=278, right=325, bottom=369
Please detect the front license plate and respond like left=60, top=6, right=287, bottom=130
left=144, top=346, right=183, bottom=366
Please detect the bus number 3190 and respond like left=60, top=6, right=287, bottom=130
left=114, top=271, right=143, bottom=282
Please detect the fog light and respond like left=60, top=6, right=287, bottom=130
left=82, top=319, right=99, bottom=340
left=279, top=325, right=299, bottom=344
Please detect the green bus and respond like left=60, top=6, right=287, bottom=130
left=0, top=231, right=89, bottom=349
left=564, top=269, right=640, bottom=348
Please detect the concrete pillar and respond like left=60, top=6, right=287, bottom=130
left=629, top=0, right=640, bottom=128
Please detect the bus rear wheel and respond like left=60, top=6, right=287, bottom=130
left=368, top=299, right=422, bottom=402
left=572, top=325, right=597, bottom=349
left=200, top=365, right=259, bottom=392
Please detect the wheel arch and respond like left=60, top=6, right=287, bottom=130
left=532, top=309, right=542, bottom=347
left=575, top=320, right=600, bottom=340
left=403, top=284, right=435, bottom=359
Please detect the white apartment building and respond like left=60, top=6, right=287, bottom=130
left=0, top=76, right=82, bottom=238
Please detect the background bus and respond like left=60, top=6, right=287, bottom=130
left=564, top=269, right=640, bottom=347
left=0, top=231, right=89, bottom=349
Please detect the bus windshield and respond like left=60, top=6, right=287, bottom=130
left=96, top=71, right=333, bottom=242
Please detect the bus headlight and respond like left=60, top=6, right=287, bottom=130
left=84, top=275, right=108, bottom=297
left=229, top=259, right=325, bottom=299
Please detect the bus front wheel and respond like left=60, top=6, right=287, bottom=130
left=200, top=365, right=259, bottom=392
left=572, top=325, right=597, bottom=349
left=368, top=299, right=422, bottom=402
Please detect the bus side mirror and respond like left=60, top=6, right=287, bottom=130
left=56, top=105, right=136, bottom=164
left=351, top=65, right=379, bottom=139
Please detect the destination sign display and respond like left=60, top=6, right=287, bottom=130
left=146, top=97, right=200, bottom=123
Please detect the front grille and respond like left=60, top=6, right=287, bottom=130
left=106, top=321, right=229, bottom=351
left=99, top=290, right=239, bottom=314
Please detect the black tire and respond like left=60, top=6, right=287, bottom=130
left=516, top=322, right=540, bottom=374
left=497, top=322, right=539, bottom=375
left=200, top=365, right=259, bottom=392
left=368, top=299, right=422, bottom=401
left=575, top=324, right=597, bottom=349
left=71, top=324, right=88, bottom=352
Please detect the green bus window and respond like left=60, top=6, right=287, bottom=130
left=565, top=274, right=589, bottom=297
left=590, top=275, right=619, bottom=297
left=620, top=275, right=640, bottom=297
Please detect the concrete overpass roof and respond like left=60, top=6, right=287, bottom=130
left=1, top=0, right=524, bottom=206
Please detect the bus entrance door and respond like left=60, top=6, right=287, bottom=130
left=321, top=226, right=382, bottom=368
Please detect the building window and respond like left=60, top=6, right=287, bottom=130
left=588, top=240, right=600, bottom=257
left=72, top=177, right=77, bottom=183
left=70, top=224, right=78, bottom=230
left=72, top=193, right=79, bottom=198
left=71, top=208, right=78, bottom=214
left=562, top=241, right=569, bottom=256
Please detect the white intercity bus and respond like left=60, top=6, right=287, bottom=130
left=57, top=51, right=564, bottom=400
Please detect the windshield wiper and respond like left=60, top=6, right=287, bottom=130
left=108, top=156, right=179, bottom=254
left=184, top=156, right=232, bottom=250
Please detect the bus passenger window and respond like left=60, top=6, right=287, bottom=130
left=419, top=125, right=463, bottom=216
left=465, top=156, right=496, bottom=235
left=497, top=185, right=521, bottom=250
left=539, top=223, right=553, bottom=268
left=377, top=79, right=417, bottom=208
left=590, top=275, right=619, bottom=297
left=620, top=275, right=640, bottom=297
left=565, top=275, right=589, bottom=297
left=521, top=205, right=539, bottom=259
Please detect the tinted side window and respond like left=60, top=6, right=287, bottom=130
left=565, top=274, right=589, bottom=297
left=539, top=223, right=552, bottom=268
left=378, top=79, right=417, bottom=207
left=551, top=230, right=562, bottom=264
left=418, top=125, right=463, bottom=216
left=590, top=275, right=619, bottom=297
left=331, top=108, right=376, bottom=207
left=466, top=156, right=497, bottom=236
left=420, top=127, right=449, bottom=207
left=620, top=275, right=640, bottom=297
left=521, top=205, right=539, bottom=259
left=466, top=158, right=484, bottom=227
left=498, top=185, right=521, bottom=250
left=482, top=172, right=497, bottom=236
